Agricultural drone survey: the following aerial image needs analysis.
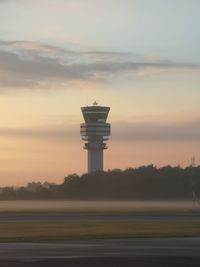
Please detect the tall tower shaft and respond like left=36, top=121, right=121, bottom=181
left=80, top=103, right=111, bottom=173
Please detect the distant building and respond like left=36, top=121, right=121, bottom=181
left=80, top=102, right=111, bottom=173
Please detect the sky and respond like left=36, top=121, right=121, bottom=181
left=0, top=0, right=199, bottom=186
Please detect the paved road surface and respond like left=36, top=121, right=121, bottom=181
left=0, top=212, right=200, bottom=222
left=0, top=238, right=200, bottom=266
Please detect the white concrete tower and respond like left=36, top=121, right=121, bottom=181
left=80, top=102, right=111, bottom=173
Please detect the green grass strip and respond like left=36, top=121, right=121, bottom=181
left=0, top=221, right=200, bottom=242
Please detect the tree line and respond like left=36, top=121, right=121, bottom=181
left=0, top=165, right=200, bottom=201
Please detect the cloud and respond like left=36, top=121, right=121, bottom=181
left=0, top=40, right=68, bottom=55
left=0, top=118, right=200, bottom=142
left=113, top=119, right=200, bottom=141
left=0, top=125, right=78, bottom=141
left=0, top=40, right=199, bottom=89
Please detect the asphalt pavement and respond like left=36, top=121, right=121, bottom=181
left=0, top=238, right=200, bottom=266
left=0, top=212, right=200, bottom=222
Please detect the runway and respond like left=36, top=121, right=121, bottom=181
left=0, top=211, right=200, bottom=222
left=0, top=238, right=200, bottom=266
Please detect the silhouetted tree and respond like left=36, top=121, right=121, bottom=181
left=0, top=166, right=199, bottom=200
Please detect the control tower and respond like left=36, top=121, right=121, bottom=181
left=80, top=102, right=111, bottom=173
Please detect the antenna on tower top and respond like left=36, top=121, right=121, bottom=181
left=93, top=101, right=98, bottom=106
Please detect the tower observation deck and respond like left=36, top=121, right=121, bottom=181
left=80, top=102, right=111, bottom=173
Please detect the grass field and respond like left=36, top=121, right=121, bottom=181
left=0, top=201, right=199, bottom=242
left=0, top=221, right=200, bottom=242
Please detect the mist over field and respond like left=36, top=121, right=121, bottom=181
left=0, top=200, right=197, bottom=213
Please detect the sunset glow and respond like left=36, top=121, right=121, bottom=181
left=0, top=0, right=199, bottom=185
